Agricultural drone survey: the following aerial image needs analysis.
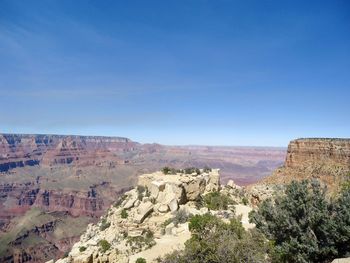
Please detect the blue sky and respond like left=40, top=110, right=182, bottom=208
left=0, top=0, right=349, bottom=146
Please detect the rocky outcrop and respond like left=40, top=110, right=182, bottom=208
left=286, top=138, right=350, bottom=168
left=49, top=169, right=252, bottom=263
left=138, top=169, right=220, bottom=210
left=261, top=138, right=350, bottom=193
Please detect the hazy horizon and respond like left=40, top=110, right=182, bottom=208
left=1, top=0, right=349, bottom=146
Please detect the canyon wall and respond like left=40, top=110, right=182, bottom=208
left=0, top=134, right=137, bottom=172
left=286, top=138, right=350, bottom=168
left=263, top=138, right=350, bottom=188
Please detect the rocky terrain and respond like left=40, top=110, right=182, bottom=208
left=262, top=138, right=350, bottom=193
left=0, top=133, right=285, bottom=263
left=7, top=136, right=350, bottom=263
left=245, top=138, right=350, bottom=206
left=48, top=169, right=253, bottom=263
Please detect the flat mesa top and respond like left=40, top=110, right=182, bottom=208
left=294, top=138, right=350, bottom=142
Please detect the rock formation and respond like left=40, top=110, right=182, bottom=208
left=49, top=169, right=253, bottom=263
left=253, top=138, right=350, bottom=198
left=285, top=138, right=350, bottom=168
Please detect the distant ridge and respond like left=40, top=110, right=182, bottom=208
left=1, top=132, right=132, bottom=141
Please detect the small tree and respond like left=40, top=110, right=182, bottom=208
left=204, top=191, right=234, bottom=210
left=136, top=258, right=147, bottom=263
left=203, top=166, right=212, bottom=173
left=98, top=239, right=111, bottom=253
left=162, top=213, right=268, bottom=263
left=99, top=218, right=111, bottom=231
left=249, top=180, right=350, bottom=263
left=162, top=167, right=171, bottom=174
left=121, top=209, right=128, bottom=218
left=173, top=209, right=190, bottom=226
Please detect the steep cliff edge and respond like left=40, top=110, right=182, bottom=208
left=285, top=138, right=350, bottom=168
left=262, top=138, right=350, bottom=191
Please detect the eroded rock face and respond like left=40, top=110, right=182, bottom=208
left=0, top=134, right=135, bottom=172
left=261, top=138, right=350, bottom=193
left=183, top=177, right=206, bottom=201
left=286, top=138, right=350, bottom=168
left=138, top=169, right=220, bottom=210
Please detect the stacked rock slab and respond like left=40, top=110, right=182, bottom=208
left=138, top=169, right=220, bottom=213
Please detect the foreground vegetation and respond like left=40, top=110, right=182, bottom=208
left=159, top=178, right=350, bottom=263
left=161, top=214, right=269, bottom=263
left=250, top=179, right=350, bottom=263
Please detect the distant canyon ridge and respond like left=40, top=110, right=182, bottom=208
left=0, top=133, right=285, bottom=262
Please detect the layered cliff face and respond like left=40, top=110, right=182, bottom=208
left=0, top=134, right=136, bottom=172
left=263, top=138, right=350, bottom=191
left=286, top=138, right=350, bottom=168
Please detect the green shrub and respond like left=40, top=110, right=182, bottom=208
left=121, top=230, right=128, bottom=238
left=162, top=167, right=171, bottom=174
left=126, top=229, right=156, bottom=252
left=162, top=214, right=268, bottom=263
left=242, top=197, right=249, bottom=205
left=136, top=258, right=147, bottom=263
left=204, top=191, right=233, bottom=210
left=121, top=209, right=128, bottom=219
left=98, top=239, right=111, bottom=253
left=203, top=166, right=212, bottom=172
left=143, top=228, right=154, bottom=240
left=194, top=195, right=204, bottom=209
left=99, top=218, right=111, bottom=231
left=173, top=209, right=190, bottom=227
left=184, top=167, right=200, bottom=175
left=79, top=246, right=86, bottom=252
left=341, top=172, right=350, bottom=191
left=137, top=185, right=146, bottom=193
left=249, top=179, right=350, bottom=263
left=160, top=210, right=190, bottom=234
left=162, top=167, right=182, bottom=175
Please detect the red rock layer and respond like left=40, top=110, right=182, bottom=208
left=262, top=138, right=350, bottom=190
left=286, top=138, right=350, bottom=168
left=0, top=134, right=138, bottom=172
